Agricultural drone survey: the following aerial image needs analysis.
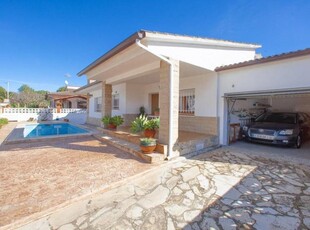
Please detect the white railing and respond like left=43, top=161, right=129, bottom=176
left=3, top=108, right=42, bottom=114
left=3, top=108, right=86, bottom=114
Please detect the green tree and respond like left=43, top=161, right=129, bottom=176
left=18, top=84, right=35, bottom=93
left=56, top=86, right=67, bottom=92
left=0, top=86, right=7, bottom=102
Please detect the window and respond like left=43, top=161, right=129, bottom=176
left=179, top=89, right=195, bottom=115
left=94, top=97, right=102, bottom=112
left=112, top=94, right=120, bottom=110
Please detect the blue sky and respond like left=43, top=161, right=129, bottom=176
left=0, top=0, right=309, bottom=92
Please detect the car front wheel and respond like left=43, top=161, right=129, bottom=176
left=295, top=135, right=302, bottom=149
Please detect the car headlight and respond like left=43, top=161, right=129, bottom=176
left=243, top=126, right=248, bottom=131
left=279, top=129, right=294, bottom=135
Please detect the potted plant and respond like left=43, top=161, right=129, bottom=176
left=131, top=115, right=148, bottom=133
left=102, top=115, right=124, bottom=129
left=144, top=117, right=160, bottom=138
left=140, top=138, right=157, bottom=154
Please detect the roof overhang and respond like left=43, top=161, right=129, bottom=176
left=77, top=30, right=261, bottom=77
left=84, top=43, right=161, bottom=84
left=77, top=31, right=146, bottom=76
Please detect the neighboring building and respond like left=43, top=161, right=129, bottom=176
left=48, top=86, right=88, bottom=110
left=77, top=30, right=310, bottom=158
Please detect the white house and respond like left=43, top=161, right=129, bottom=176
left=76, top=30, right=310, bottom=158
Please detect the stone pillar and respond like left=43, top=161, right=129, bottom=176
left=159, top=59, right=180, bottom=158
left=102, top=82, right=112, bottom=117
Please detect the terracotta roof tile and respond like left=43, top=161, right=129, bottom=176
left=215, top=48, right=310, bottom=71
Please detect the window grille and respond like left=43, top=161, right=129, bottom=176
left=179, top=89, right=195, bottom=114
left=94, top=97, right=102, bottom=112
left=112, top=94, right=120, bottom=110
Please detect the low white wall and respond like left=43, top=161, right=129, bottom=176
left=1, top=109, right=87, bottom=124
left=218, top=55, right=310, bottom=145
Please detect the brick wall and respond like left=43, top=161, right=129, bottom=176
left=179, top=116, right=218, bottom=135
left=102, top=83, right=112, bottom=117
left=122, top=114, right=138, bottom=126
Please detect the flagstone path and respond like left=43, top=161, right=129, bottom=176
left=16, top=148, right=310, bottom=230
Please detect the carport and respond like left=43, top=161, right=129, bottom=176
left=223, top=87, right=310, bottom=152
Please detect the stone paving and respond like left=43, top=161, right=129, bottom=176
left=0, top=136, right=153, bottom=227
left=15, top=148, right=310, bottom=230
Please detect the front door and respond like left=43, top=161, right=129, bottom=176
left=151, top=93, right=159, bottom=115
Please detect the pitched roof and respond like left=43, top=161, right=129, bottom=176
left=77, top=29, right=261, bottom=76
left=142, top=30, right=260, bottom=47
left=215, top=48, right=310, bottom=72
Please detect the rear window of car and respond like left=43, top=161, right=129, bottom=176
left=255, top=113, right=297, bottom=124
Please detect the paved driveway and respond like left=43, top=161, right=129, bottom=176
left=229, top=140, right=310, bottom=167
left=17, top=147, right=310, bottom=230
left=0, top=136, right=152, bottom=227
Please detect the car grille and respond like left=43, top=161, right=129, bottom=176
left=249, top=128, right=276, bottom=136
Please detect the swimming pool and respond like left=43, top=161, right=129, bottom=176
left=23, top=123, right=89, bottom=138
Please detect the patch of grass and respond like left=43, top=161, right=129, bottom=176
left=0, top=118, right=8, bottom=128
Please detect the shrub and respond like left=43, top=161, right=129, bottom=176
left=144, top=117, right=160, bottom=130
left=0, top=118, right=8, bottom=128
left=102, top=115, right=124, bottom=126
left=102, top=116, right=112, bottom=126
left=131, top=115, right=148, bottom=133
left=111, top=116, right=124, bottom=126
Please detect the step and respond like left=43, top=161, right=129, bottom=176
left=97, top=127, right=167, bottom=155
left=93, top=134, right=165, bottom=164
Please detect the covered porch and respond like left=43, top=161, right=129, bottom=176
left=85, top=41, right=219, bottom=158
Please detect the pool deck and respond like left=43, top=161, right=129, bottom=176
left=0, top=122, right=154, bottom=227
left=4, top=121, right=96, bottom=144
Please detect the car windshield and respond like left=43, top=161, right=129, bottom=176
left=255, top=113, right=297, bottom=124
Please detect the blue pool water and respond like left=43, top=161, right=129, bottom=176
left=23, top=123, right=89, bottom=138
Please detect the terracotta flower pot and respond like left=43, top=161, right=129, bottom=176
left=140, top=145, right=156, bottom=154
left=107, top=124, right=117, bottom=130
left=144, top=129, right=156, bottom=138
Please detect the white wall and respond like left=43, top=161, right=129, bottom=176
left=123, top=83, right=144, bottom=114
left=122, top=73, right=218, bottom=117
left=112, top=83, right=127, bottom=116
left=89, top=89, right=102, bottom=119
left=147, top=43, right=256, bottom=71
left=218, top=55, right=310, bottom=145
left=180, top=73, right=217, bottom=117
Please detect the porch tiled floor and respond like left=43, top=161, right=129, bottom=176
left=0, top=135, right=153, bottom=227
